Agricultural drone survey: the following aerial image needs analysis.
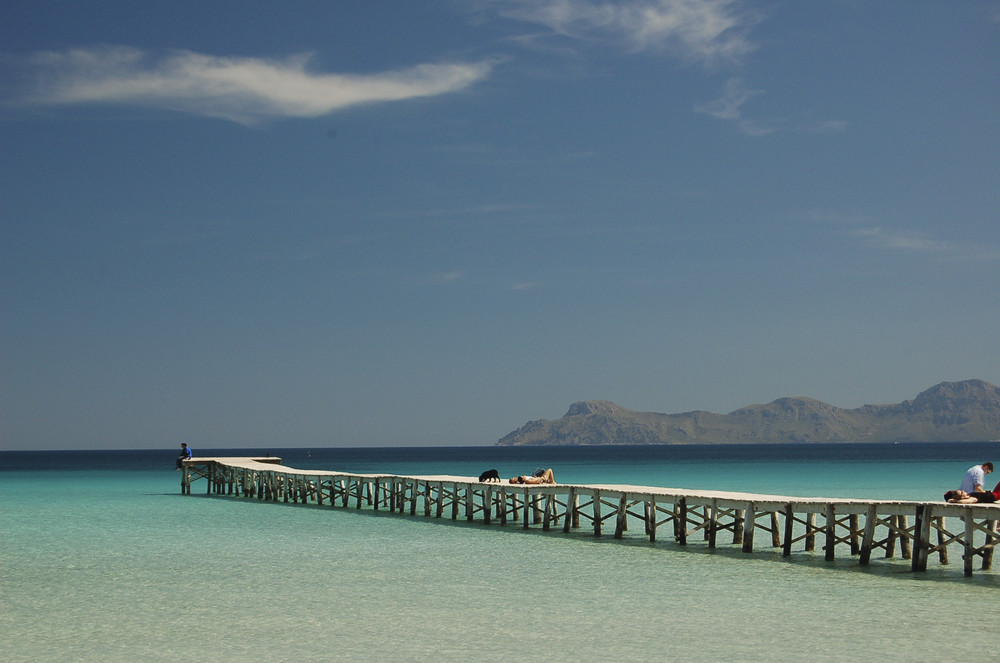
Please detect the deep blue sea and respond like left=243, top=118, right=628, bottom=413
left=3, top=442, right=999, bottom=662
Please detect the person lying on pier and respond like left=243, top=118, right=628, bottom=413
left=944, top=481, right=1000, bottom=504
left=510, top=468, right=555, bottom=484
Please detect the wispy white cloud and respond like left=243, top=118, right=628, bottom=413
left=485, top=0, right=756, bottom=63
left=693, top=77, right=774, bottom=135
left=693, top=77, right=759, bottom=120
left=422, top=271, right=467, bottom=285
left=854, top=227, right=949, bottom=252
left=695, top=78, right=846, bottom=136
left=11, top=46, right=493, bottom=125
left=854, top=227, right=1000, bottom=261
left=808, top=119, right=848, bottom=134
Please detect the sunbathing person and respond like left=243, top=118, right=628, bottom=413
left=509, top=468, right=556, bottom=484
left=944, top=482, right=1000, bottom=503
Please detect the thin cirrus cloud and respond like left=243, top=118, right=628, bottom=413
left=695, top=77, right=846, bottom=136
left=693, top=78, right=759, bottom=120
left=855, top=227, right=1000, bottom=261
left=488, top=0, right=756, bottom=62
left=488, top=2, right=779, bottom=134
left=12, top=46, right=494, bottom=125
left=692, top=77, right=772, bottom=135
left=421, top=271, right=466, bottom=285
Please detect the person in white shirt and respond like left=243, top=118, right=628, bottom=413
left=959, top=462, right=993, bottom=493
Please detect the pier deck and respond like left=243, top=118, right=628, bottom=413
left=181, top=457, right=1000, bottom=577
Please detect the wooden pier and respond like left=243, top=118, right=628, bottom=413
left=181, top=457, right=1000, bottom=577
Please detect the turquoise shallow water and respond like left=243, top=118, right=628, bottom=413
left=2, top=445, right=999, bottom=662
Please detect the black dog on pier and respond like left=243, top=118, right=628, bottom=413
left=478, top=469, right=501, bottom=483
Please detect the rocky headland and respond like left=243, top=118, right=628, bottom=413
left=497, top=379, right=1000, bottom=446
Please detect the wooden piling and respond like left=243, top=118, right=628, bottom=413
left=614, top=494, right=627, bottom=539
left=912, top=505, right=932, bottom=572
left=782, top=503, right=794, bottom=557
left=859, top=504, right=878, bottom=565
left=563, top=488, right=576, bottom=534
left=677, top=498, right=687, bottom=546
left=825, top=504, right=836, bottom=561
left=742, top=502, right=755, bottom=553
left=965, top=512, right=976, bottom=577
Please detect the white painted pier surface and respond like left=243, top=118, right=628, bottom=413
left=181, top=457, right=1000, bottom=577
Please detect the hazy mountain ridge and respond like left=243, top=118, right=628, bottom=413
left=496, top=379, right=1000, bottom=446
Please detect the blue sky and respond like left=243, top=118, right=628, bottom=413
left=2, top=1, right=999, bottom=451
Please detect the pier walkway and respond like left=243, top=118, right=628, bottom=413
left=181, top=457, right=1000, bottom=577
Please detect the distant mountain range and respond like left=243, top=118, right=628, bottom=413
left=496, top=379, right=1000, bottom=446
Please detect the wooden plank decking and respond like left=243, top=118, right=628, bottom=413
left=180, top=457, right=1000, bottom=577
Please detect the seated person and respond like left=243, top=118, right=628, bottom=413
left=176, top=442, right=193, bottom=470
left=944, top=481, right=1000, bottom=503
left=509, top=468, right=556, bottom=484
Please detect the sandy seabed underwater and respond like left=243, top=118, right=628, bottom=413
left=2, top=444, right=999, bottom=662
